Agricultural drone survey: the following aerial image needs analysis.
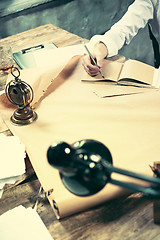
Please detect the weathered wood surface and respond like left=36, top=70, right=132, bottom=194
left=153, top=162, right=160, bottom=224
left=0, top=23, right=87, bottom=91
left=1, top=181, right=159, bottom=240
left=0, top=24, right=86, bottom=53
left=0, top=24, right=160, bottom=240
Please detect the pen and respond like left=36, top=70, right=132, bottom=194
left=84, top=44, right=105, bottom=79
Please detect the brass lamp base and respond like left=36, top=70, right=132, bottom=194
left=10, top=106, right=38, bottom=126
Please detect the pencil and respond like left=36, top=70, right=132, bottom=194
left=84, top=44, right=105, bottom=79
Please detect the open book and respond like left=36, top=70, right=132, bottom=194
left=82, top=59, right=160, bottom=88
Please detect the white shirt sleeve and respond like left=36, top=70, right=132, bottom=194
left=89, top=0, right=154, bottom=57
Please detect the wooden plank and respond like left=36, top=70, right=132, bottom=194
left=0, top=24, right=87, bottom=91
left=153, top=162, right=160, bottom=224
left=47, top=195, right=157, bottom=240
left=0, top=24, right=87, bottom=53
left=0, top=179, right=41, bottom=215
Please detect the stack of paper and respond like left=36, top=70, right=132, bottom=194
left=0, top=205, right=53, bottom=240
left=0, top=134, right=26, bottom=197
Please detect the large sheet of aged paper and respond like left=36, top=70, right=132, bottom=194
left=0, top=45, right=160, bottom=219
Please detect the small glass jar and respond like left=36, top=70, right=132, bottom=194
left=0, top=45, right=14, bottom=76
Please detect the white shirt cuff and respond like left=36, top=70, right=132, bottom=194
left=89, top=34, right=118, bottom=58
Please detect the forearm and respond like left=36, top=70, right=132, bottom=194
left=89, top=0, right=154, bottom=58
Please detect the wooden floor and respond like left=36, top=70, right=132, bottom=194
left=0, top=24, right=160, bottom=240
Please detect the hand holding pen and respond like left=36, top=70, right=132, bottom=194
left=82, top=42, right=108, bottom=78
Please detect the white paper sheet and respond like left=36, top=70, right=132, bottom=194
left=0, top=134, right=26, bottom=179
left=34, top=43, right=87, bottom=67
left=0, top=206, right=53, bottom=240
left=0, top=134, right=26, bottom=198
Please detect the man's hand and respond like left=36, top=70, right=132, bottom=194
left=82, top=42, right=108, bottom=76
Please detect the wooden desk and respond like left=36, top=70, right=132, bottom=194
left=0, top=24, right=160, bottom=240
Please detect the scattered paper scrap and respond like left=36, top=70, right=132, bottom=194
left=0, top=134, right=26, bottom=197
left=0, top=205, right=53, bottom=240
